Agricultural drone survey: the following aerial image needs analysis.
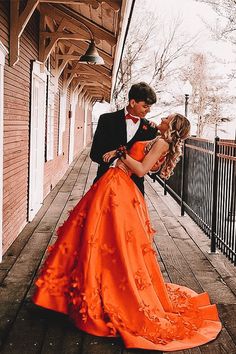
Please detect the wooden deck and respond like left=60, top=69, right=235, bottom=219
left=0, top=147, right=236, bottom=354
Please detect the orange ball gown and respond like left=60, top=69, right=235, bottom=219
left=32, top=141, right=222, bottom=352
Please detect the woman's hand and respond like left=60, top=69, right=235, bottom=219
left=150, top=161, right=161, bottom=173
left=102, top=150, right=117, bottom=163
left=116, top=160, right=131, bottom=174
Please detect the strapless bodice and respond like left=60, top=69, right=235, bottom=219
left=129, top=141, right=147, bottom=161
left=128, top=140, right=168, bottom=173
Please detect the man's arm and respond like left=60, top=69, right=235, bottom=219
left=90, top=114, right=109, bottom=165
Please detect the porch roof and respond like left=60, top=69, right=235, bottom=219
left=10, top=0, right=135, bottom=102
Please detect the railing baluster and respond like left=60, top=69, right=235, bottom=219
left=160, top=136, right=235, bottom=263
left=210, top=136, right=219, bottom=253
left=180, top=140, right=186, bottom=216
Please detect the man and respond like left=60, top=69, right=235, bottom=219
left=90, top=82, right=158, bottom=195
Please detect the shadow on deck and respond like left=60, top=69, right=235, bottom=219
left=0, top=147, right=236, bottom=354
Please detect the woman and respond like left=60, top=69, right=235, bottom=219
left=32, top=113, right=221, bottom=352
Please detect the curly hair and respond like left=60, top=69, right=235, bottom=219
left=159, top=113, right=191, bottom=179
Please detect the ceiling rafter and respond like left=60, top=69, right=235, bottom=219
left=66, top=72, right=110, bottom=84
left=9, top=0, right=125, bottom=102
left=10, top=0, right=39, bottom=66
left=53, top=4, right=117, bottom=46
left=80, top=81, right=103, bottom=87
left=39, top=8, right=93, bottom=63
left=55, top=45, right=77, bottom=77
left=40, top=0, right=120, bottom=11
left=62, top=59, right=112, bottom=81
left=62, top=60, right=79, bottom=91
left=82, top=63, right=111, bottom=78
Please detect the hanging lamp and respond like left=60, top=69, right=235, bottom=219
left=79, top=40, right=104, bottom=65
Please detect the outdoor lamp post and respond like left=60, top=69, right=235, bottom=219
left=180, top=80, right=192, bottom=216
left=183, top=81, right=192, bottom=117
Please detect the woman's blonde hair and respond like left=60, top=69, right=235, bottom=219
left=160, top=113, right=190, bottom=179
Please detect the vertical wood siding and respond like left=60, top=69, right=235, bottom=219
left=1, top=4, right=39, bottom=253
left=0, top=3, right=94, bottom=255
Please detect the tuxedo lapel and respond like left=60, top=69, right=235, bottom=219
left=115, top=109, right=127, bottom=145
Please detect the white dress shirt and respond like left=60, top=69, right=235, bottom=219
left=124, top=107, right=141, bottom=142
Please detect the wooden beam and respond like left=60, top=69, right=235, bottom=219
left=18, top=0, right=39, bottom=37
left=77, top=84, right=85, bottom=95
left=40, top=0, right=100, bottom=9
left=56, top=46, right=77, bottom=77
left=83, top=63, right=112, bottom=78
left=78, top=78, right=110, bottom=90
left=41, top=32, right=90, bottom=41
left=62, top=61, right=79, bottom=91
left=39, top=19, right=90, bottom=63
left=40, top=1, right=121, bottom=11
left=71, top=79, right=81, bottom=94
left=97, top=0, right=120, bottom=11
left=65, top=71, right=110, bottom=85
left=55, top=4, right=117, bottom=46
left=77, top=72, right=111, bottom=87
left=39, top=13, right=46, bottom=64
left=56, top=54, right=80, bottom=61
left=79, top=81, right=104, bottom=87
left=40, top=5, right=91, bottom=39
left=10, top=0, right=39, bottom=66
left=45, top=14, right=56, bottom=32
left=63, top=59, right=111, bottom=79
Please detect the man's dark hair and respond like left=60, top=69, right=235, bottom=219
left=128, top=82, right=156, bottom=104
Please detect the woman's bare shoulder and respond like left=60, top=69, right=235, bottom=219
left=152, top=137, right=169, bottom=152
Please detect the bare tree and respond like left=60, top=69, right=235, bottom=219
left=196, top=0, right=236, bottom=44
left=112, top=15, right=155, bottom=108
left=182, top=53, right=208, bottom=136
left=112, top=10, right=199, bottom=109
left=148, top=19, right=199, bottom=91
left=182, top=53, right=231, bottom=136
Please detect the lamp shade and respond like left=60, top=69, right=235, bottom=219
left=79, top=40, right=104, bottom=65
left=183, top=80, right=192, bottom=95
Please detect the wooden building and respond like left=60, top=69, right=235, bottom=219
left=0, top=0, right=134, bottom=261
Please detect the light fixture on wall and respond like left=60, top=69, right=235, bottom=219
left=79, top=40, right=104, bottom=65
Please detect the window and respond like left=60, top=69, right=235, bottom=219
left=58, top=90, right=67, bottom=155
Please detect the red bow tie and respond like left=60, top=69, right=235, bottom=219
left=125, top=113, right=139, bottom=124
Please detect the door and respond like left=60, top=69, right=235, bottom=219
left=28, top=62, right=47, bottom=221
left=68, top=94, right=76, bottom=164
left=0, top=41, right=8, bottom=261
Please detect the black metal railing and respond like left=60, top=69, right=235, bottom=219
left=155, top=137, right=236, bottom=264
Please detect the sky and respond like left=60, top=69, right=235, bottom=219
left=151, top=0, right=235, bottom=60
left=93, top=0, right=236, bottom=139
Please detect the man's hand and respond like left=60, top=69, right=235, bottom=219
left=102, top=150, right=117, bottom=163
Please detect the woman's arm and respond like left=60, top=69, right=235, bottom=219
left=121, top=139, right=169, bottom=177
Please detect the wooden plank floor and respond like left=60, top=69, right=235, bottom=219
left=0, top=147, right=236, bottom=354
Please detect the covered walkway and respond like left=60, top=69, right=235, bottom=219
left=0, top=147, right=236, bottom=354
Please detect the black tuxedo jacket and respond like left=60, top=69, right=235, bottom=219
left=90, top=108, right=157, bottom=194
